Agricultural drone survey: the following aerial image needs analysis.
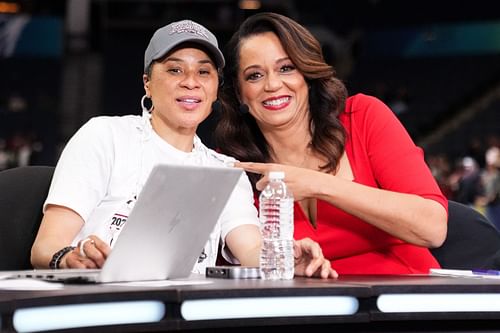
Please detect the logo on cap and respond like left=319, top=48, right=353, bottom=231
left=168, top=21, right=209, bottom=40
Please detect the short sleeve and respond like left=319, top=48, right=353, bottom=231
left=44, top=117, right=115, bottom=221
left=349, top=94, right=448, bottom=212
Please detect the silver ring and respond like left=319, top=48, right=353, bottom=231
left=79, top=238, right=95, bottom=257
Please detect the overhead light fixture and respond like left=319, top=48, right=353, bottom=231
left=238, top=0, right=261, bottom=10
left=0, top=1, right=20, bottom=13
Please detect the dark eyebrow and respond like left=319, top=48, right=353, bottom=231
left=276, top=57, right=291, bottom=63
left=242, top=57, right=291, bottom=72
left=164, top=57, right=215, bottom=66
left=198, top=59, right=215, bottom=66
left=242, top=64, right=261, bottom=72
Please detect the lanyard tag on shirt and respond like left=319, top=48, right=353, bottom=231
left=108, top=195, right=137, bottom=247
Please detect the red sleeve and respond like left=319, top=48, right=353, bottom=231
left=346, top=94, right=448, bottom=213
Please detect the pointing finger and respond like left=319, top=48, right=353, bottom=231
left=234, top=162, right=270, bottom=175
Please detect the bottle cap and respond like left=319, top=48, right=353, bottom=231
left=268, top=171, right=285, bottom=180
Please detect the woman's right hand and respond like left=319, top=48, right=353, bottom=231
left=60, top=235, right=111, bottom=269
left=235, top=162, right=322, bottom=201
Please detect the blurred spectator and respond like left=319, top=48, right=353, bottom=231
left=0, top=139, right=11, bottom=170
left=427, top=153, right=453, bottom=198
left=4, top=132, right=39, bottom=168
left=448, top=156, right=484, bottom=208
left=476, top=146, right=500, bottom=229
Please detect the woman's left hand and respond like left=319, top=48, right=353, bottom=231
left=294, top=238, right=337, bottom=279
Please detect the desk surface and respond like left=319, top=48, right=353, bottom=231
left=341, top=274, right=500, bottom=291
left=2, top=274, right=500, bottom=332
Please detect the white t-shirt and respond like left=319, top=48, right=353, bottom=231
left=44, top=111, right=259, bottom=274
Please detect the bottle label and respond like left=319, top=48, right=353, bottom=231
left=259, top=177, right=294, bottom=280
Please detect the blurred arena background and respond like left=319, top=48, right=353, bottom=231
left=1, top=0, right=499, bottom=215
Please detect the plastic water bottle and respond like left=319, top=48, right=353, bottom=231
left=259, top=171, right=294, bottom=280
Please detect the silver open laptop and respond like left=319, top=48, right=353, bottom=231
left=13, top=164, right=243, bottom=283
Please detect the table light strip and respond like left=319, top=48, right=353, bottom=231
left=377, top=293, right=500, bottom=313
left=181, top=296, right=359, bottom=320
left=13, top=301, right=165, bottom=332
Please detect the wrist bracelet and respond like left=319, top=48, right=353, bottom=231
left=49, top=246, right=76, bottom=269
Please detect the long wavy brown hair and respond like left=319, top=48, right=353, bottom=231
left=214, top=12, right=348, bottom=188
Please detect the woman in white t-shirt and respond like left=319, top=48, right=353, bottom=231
left=30, top=19, right=335, bottom=279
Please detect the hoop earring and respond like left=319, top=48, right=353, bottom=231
left=141, top=95, right=153, bottom=113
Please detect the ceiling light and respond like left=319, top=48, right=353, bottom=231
left=238, top=0, right=261, bottom=10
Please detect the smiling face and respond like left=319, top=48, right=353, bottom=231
left=144, top=46, right=219, bottom=137
left=237, top=32, right=309, bottom=132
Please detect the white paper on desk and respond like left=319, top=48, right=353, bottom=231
left=429, top=269, right=476, bottom=277
left=108, top=279, right=213, bottom=287
left=0, top=278, right=64, bottom=290
left=430, top=268, right=500, bottom=279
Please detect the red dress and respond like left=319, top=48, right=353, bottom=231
left=293, top=94, right=448, bottom=274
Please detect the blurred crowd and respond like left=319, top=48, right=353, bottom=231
left=0, top=132, right=43, bottom=171
left=427, top=135, right=500, bottom=229
left=0, top=90, right=47, bottom=171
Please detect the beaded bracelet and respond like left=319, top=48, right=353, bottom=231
left=49, top=246, right=76, bottom=269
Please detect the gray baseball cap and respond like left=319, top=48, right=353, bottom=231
left=144, top=20, right=225, bottom=73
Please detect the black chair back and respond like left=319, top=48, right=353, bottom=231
left=0, top=166, right=54, bottom=270
left=430, top=200, right=500, bottom=270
